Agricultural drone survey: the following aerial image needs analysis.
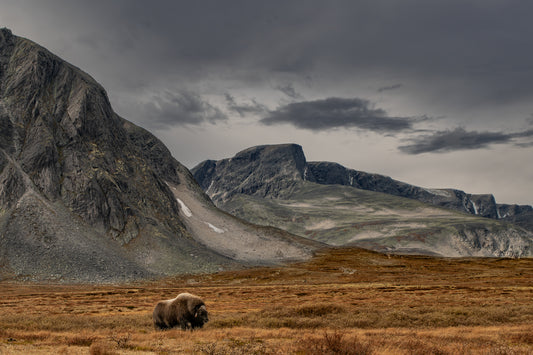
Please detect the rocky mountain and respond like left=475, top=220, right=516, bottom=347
left=194, top=144, right=533, bottom=230
left=192, top=144, right=533, bottom=257
left=193, top=144, right=313, bottom=202
left=0, top=29, right=318, bottom=282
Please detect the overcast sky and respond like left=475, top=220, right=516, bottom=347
left=2, top=0, right=533, bottom=205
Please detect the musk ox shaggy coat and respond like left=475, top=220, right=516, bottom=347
left=152, top=293, right=209, bottom=330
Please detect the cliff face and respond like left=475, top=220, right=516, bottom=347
left=0, top=28, right=184, bottom=241
left=193, top=144, right=313, bottom=204
left=0, top=29, right=318, bottom=282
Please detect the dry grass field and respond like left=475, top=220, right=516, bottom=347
left=0, top=247, right=532, bottom=354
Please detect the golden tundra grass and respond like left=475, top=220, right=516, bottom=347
left=0, top=248, right=532, bottom=354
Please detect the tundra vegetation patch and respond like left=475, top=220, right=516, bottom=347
left=0, top=248, right=532, bottom=354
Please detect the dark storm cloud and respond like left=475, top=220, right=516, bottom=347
left=41, top=0, right=328, bottom=83
left=260, top=98, right=415, bottom=133
left=5, top=0, right=533, bottom=135
left=141, top=90, right=227, bottom=128
left=399, top=128, right=533, bottom=154
left=225, top=94, right=268, bottom=117
left=6, top=1, right=533, bottom=113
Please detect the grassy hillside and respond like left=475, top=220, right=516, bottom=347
left=1, top=248, right=532, bottom=354
left=221, top=182, right=530, bottom=256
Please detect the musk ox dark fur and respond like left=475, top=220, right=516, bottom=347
left=152, top=293, right=209, bottom=330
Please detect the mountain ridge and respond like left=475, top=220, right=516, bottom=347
left=193, top=143, right=532, bottom=229
left=192, top=143, right=533, bottom=257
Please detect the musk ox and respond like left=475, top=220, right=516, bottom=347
left=152, top=293, right=209, bottom=330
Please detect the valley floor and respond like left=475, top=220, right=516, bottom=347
left=0, top=248, right=532, bottom=354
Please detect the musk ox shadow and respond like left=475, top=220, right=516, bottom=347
left=152, top=292, right=209, bottom=330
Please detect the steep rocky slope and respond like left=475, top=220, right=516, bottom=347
left=192, top=144, right=533, bottom=257
left=0, top=29, right=318, bottom=282
left=193, top=144, right=313, bottom=203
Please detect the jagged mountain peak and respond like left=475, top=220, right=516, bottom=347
left=1, top=28, right=120, bottom=146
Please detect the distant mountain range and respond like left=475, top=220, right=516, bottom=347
left=192, top=144, right=533, bottom=257
left=0, top=29, right=318, bottom=282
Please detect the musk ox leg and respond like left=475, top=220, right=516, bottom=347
left=154, top=322, right=169, bottom=330
left=179, top=319, right=190, bottom=330
left=191, top=322, right=204, bottom=329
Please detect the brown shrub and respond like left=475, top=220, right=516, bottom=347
left=109, top=333, right=131, bottom=349
left=399, top=338, right=450, bottom=355
left=297, top=330, right=373, bottom=355
left=295, top=304, right=346, bottom=317
left=195, top=339, right=273, bottom=355
left=89, top=341, right=118, bottom=355
left=506, top=330, right=533, bottom=345
left=65, top=332, right=98, bottom=346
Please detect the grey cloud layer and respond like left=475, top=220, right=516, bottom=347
left=139, top=90, right=227, bottom=128
left=399, top=128, right=533, bottom=154
left=225, top=94, right=268, bottom=117
left=260, top=98, right=415, bottom=133
left=11, top=1, right=533, bottom=103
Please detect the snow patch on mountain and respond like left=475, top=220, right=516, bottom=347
left=205, top=222, right=225, bottom=234
left=424, top=188, right=452, bottom=198
left=177, top=198, right=193, bottom=217
left=472, top=201, right=478, bottom=215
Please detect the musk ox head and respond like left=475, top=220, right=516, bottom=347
left=192, top=304, right=209, bottom=328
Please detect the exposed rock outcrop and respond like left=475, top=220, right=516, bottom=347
left=194, top=144, right=313, bottom=204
